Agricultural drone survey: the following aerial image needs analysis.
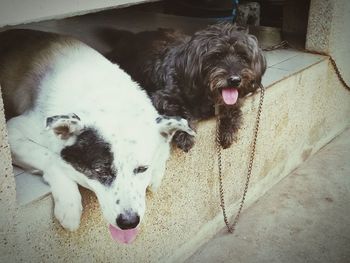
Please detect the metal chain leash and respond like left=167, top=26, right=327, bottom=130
left=328, top=56, right=350, bottom=91
left=216, top=83, right=265, bottom=234
left=216, top=40, right=349, bottom=234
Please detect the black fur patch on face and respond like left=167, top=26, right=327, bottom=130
left=61, top=128, right=116, bottom=186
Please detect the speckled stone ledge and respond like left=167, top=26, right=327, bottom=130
left=1, top=55, right=349, bottom=262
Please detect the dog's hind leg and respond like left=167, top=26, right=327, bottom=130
left=218, top=106, right=243, bottom=149
left=7, top=116, right=83, bottom=231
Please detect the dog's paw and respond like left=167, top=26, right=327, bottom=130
left=219, top=131, right=236, bottom=149
left=173, top=131, right=195, bottom=152
left=54, top=198, right=83, bottom=231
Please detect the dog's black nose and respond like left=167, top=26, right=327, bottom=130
left=116, top=211, right=140, bottom=230
left=227, top=75, right=241, bottom=87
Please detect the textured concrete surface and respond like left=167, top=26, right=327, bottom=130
left=306, top=0, right=350, bottom=84
left=186, top=128, right=350, bottom=263
left=1, top=57, right=349, bottom=263
left=306, top=0, right=334, bottom=53
left=0, top=87, right=17, bottom=262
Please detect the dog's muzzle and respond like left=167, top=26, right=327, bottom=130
left=220, top=75, right=241, bottom=105
left=227, top=75, right=241, bottom=87
left=109, top=210, right=140, bottom=244
left=116, top=210, right=140, bottom=230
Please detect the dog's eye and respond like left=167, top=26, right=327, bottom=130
left=134, top=166, right=148, bottom=174
left=94, top=168, right=102, bottom=173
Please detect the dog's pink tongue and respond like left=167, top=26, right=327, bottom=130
left=109, top=224, right=138, bottom=244
left=222, top=88, right=239, bottom=105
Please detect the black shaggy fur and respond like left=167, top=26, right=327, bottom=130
left=103, top=23, right=266, bottom=151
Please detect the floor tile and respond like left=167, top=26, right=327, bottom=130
left=262, top=67, right=290, bottom=87
left=272, top=52, right=326, bottom=73
left=15, top=172, right=51, bottom=206
left=12, top=165, right=24, bottom=176
left=264, top=49, right=300, bottom=67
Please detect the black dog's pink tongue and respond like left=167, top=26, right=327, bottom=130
left=222, top=88, right=239, bottom=105
left=109, top=224, right=138, bottom=244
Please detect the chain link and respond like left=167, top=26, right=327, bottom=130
left=328, top=57, right=350, bottom=91
left=216, top=84, right=265, bottom=234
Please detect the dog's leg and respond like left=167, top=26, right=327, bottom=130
left=7, top=116, right=83, bottom=231
left=218, top=106, right=242, bottom=149
left=151, top=91, right=196, bottom=152
left=43, top=166, right=82, bottom=231
left=172, top=120, right=196, bottom=152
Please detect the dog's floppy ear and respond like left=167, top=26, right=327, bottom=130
left=156, top=115, right=195, bottom=141
left=46, top=113, right=83, bottom=140
left=247, top=34, right=266, bottom=85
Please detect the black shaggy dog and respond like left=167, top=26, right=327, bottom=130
left=105, top=23, right=266, bottom=152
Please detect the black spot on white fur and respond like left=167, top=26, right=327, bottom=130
left=134, top=166, right=148, bottom=174
left=61, top=128, right=116, bottom=186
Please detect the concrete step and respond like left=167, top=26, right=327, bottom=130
left=186, top=128, right=350, bottom=263
left=5, top=52, right=350, bottom=263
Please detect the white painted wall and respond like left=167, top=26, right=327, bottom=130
left=0, top=0, right=156, bottom=27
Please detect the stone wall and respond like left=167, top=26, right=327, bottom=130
left=0, top=86, right=17, bottom=262
left=306, top=0, right=350, bottom=84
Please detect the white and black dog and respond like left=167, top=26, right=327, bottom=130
left=0, top=29, right=195, bottom=244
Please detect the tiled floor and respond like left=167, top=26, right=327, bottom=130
left=263, top=51, right=325, bottom=87
left=15, top=168, right=50, bottom=206
left=6, top=7, right=326, bottom=206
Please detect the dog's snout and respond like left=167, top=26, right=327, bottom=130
left=116, top=211, right=140, bottom=230
left=227, top=75, right=241, bottom=87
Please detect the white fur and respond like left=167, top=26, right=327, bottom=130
left=7, top=41, right=194, bottom=231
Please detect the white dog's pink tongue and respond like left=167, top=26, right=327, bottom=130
left=109, top=224, right=138, bottom=244
left=222, top=88, right=239, bottom=105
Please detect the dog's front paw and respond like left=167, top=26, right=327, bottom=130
left=54, top=198, right=83, bottom=231
left=173, top=131, right=195, bottom=152
left=219, top=131, right=237, bottom=149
